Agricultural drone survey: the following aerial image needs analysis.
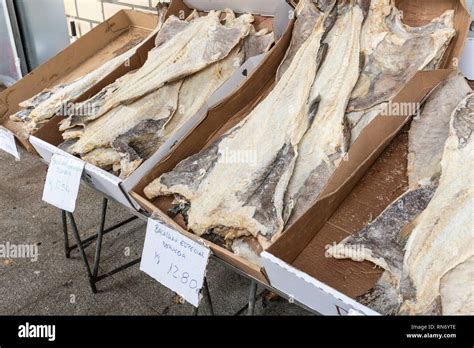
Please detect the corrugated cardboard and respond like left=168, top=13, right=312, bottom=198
left=131, top=0, right=470, bottom=290
left=0, top=9, right=158, bottom=153
left=29, top=0, right=294, bottom=211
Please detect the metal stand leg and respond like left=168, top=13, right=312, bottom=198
left=61, top=198, right=141, bottom=294
left=191, top=277, right=214, bottom=316
left=203, top=278, right=214, bottom=316
left=92, top=198, right=107, bottom=279
left=248, top=280, right=258, bottom=316
left=67, top=212, right=98, bottom=293
left=61, top=210, right=70, bottom=259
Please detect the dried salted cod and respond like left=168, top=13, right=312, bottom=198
left=144, top=8, right=335, bottom=247
left=283, top=0, right=368, bottom=225
left=346, top=2, right=456, bottom=144
left=399, top=93, right=474, bottom=315
left=276, top=0, right=334, bottom=81
left=438, top=256, right=474, bottom=315
left=59, top=13, right=199, bottom=132
left=110, top=13, right=274, bottom=178
left=243, top=28, right=274, bottom=61
left=348, top=6, right=455, bottom=112
left=408, top=71, right=472, bottom=188
left=113, top=44, right=246, bottom=178
left=81, top=148, right=122, bottom=171
left=62, top=80, right=183, bottom=159
left=91, top=11, right=254, bottom=120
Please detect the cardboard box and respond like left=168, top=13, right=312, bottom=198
left=28, top=0, right=294, bottom=211
left=131, top=1, right=470, bottom=291
left=260, top=0, right=471, bottom=315
left=0, top=9, right=158, bottom=153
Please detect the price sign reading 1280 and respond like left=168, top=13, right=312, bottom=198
left=141, top=218, right=211, bottom=307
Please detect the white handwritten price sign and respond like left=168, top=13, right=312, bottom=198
left=140, top=218, right=211, bottom=307
left=42, top=154, right=85, bottom=213
left=0, top=127, right=20, bottom=160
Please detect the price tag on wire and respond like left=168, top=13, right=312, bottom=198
left=42, top=154, right=85, bottom=213
left=0, top=127, right=20, bottom=160
left=140, top=218, right=211, bottom=307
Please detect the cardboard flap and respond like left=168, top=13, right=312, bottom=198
left=261, top=251, right=380, bottom=315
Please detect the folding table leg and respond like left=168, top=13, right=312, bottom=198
left=92, top=198, right=108, bottom=279
left=191, top=277, right=214, bottom=316
left=248, top=280, right=258, bottom=316
left=203, top=277, right=214, bottom=315
left=66, top=212, right=98, bottom=293
left=61, top=210, right=70, bottom=259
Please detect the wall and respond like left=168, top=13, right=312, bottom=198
left=63, top=0, right=169, bottom=39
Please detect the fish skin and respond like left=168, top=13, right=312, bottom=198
left=284, top=0, right=366, bottom=226
left=145, top=7, right=335, bottom=244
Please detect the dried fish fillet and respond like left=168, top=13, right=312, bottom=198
left=328, top=186, right=436, bottom=281
left=400, top=93, right=474, bottom=315
left=243, top=28, right=274, bottom=60
left=439, top=256, right=474, bottom=315
left=82, top=148, right=122, bottom=171
left=347, top=7, right=455, bottom=112
left=64, top=81, right=183, bottom=158
left=60, top=11, right=273, bottom=178
left=59, top=15, right=196, bottom=132
left=359, top=0, right=392, bottom=56
left=113, top=44, right=246, bottom=178
left=346, top=1, right=456, bottom=144
left=145, top=8, right=335, bottom=246
left=408, top=71, right=472, bottom=189
left=284, top=0, right=367, bottom=225
left=92, top=12, right=254, bottom=120
left=276, top=0, right=333, bottom=81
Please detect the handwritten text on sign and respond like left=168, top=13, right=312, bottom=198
left=42, top=154, right=85, bottom=213
left=0, top=128, right=20, bottom=160
left=140, top=219, right=211, bottom=307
